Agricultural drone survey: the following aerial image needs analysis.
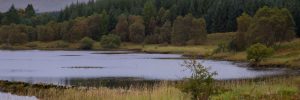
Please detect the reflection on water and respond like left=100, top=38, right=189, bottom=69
left=0, top=92, right=37, bottom=100
left=0, top=50, right=289, bottom=86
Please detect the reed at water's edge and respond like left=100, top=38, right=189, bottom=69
left=0, top=75, right=299, bottom=100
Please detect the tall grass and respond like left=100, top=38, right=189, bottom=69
left=212, top=76, right=300, bottom=100
left=44, top=83, right=188, bottom=100
left=0, top=81, right=190, bottom=100
left=0, top=76, right=299, bottom=100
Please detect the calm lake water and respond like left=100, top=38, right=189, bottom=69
left=0, top=92, right=37, bottom=100
left=0, top=50, right=288, bottom=86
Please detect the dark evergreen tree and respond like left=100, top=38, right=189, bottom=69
left=99, top=10, right=110, bottom=37
left=0, top=12, right=3, bottom=25
left=2, top=5, right=20, bottom=24
left=55, top=0, right=300, bottom=36
left=25, top=4, right=36, bottom=18
left=143, top=0, right=157, bottom=35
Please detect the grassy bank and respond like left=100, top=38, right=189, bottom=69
left=120, top=32, right=300, bottom=69
left=1, top=32, right=299, bottom=68
left=0, top=76, right=299, bottom=100
left=208, top=38, right=300, bottom=69
left=212, top=76, right=300, bottom=99
left=120, top=32, right=236, bottom=56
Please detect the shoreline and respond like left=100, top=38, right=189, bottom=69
left=0, top=74, right=298, bottom=88
left=0, top=47, right=297, bottom=69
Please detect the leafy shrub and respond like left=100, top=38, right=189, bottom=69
left=100, top=34, right=121, bottom=49
left=246, top=43, right=274, bottom=63
left=80, top=37, right=95, bottom=50
left=178, top=58, right=217, bottom=100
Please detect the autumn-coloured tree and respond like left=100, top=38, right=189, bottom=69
left=159, top=21, right=172, bottom=43
left=17, top=24, right=36, bottom=41
left=36, top=25, right=55, bottom=42
left=115, top=14, right=129, bottom=41
left=86, top=14, right=103, bottom=40
left=129, top=16, right=145, bottom=43
left=0, top=24, right=28, bottom=44
left=65, top=17, right=89, bottom=42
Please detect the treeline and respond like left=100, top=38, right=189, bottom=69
left=0, top=0, right=299, bottom=48
left=114, top=13, right=206, bottom=45
left=0, top=1, right=207, bottom=46
left=1, top=0, right=300, bottom=35
left=0, top=11, right=110, bottom=44
left=230, top=6, right=296, bottom=51
left=57, top=0, right=300, bottom=35
left=0, top=12, right=206, bottom=46
left=0, top=5, right=56, bottom=26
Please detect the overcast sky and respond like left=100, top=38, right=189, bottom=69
left=0, top=0, right=90, bottom=12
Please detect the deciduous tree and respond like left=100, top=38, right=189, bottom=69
left=129, top=16, right=145, bottom=43
left=115, top=14, right=129, bottom=41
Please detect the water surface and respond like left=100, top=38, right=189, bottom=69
left=0, top=50, right=287, bottom=86
left=0, top=92, right=37, bottom=100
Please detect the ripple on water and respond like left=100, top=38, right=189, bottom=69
left=61, top=66, right=104, bottom=69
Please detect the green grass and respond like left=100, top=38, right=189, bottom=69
left=259, top=39, right=300, bottom=68
left=119, top=32, right=237, bottom=56
left=212, top=76, right=300, bottom=100
left=206, top=32, right=236, bottom=45
left=138, top=44, right=215, bottom=56
left=209, top=38, right=300, bottom=68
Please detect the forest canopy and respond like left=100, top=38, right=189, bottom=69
left=56, top=0, right=300, bottom=35
left=0, top=0, right=299, bottom=48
